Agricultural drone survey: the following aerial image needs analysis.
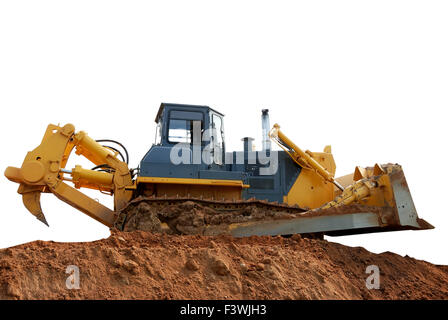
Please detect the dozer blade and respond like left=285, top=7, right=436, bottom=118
left=22, top=190, right=49, bottom=227
left=229, top=207, right=433, bottom=238
left=229, top=164, right=433, bottom=237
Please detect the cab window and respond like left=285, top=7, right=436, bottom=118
left=212, top=114, right=224, bottom=164
left=168, top=119, right=193, bottom=143
left=167, top=111, right=203, bottom=144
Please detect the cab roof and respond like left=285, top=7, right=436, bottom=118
left=155, top=103, right=224, bottom=123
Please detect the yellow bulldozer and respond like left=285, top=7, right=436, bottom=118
left=4, top=103, right=433, bottom=237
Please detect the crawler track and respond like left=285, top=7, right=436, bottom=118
left=115, top=196, right=307, bottom=235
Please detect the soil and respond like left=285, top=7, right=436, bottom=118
left=1, top=230, right=447, bottom=300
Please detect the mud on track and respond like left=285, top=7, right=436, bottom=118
left=121, top=200, right=305, bottom=235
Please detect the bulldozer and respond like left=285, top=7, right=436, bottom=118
left=4, top=103, right=433, bottom=237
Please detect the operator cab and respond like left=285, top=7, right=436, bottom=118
left=154, top=103, right=225, bottom=164
left=140, top=103, right=231, bottom=179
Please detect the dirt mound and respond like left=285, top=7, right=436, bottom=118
left=1, top=231, right=447, bottom=300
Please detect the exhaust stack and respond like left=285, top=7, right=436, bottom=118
left=261, top=109, right=271, bottom=152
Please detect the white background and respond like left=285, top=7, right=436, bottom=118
left=1, top=1, right=447, bottom=264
